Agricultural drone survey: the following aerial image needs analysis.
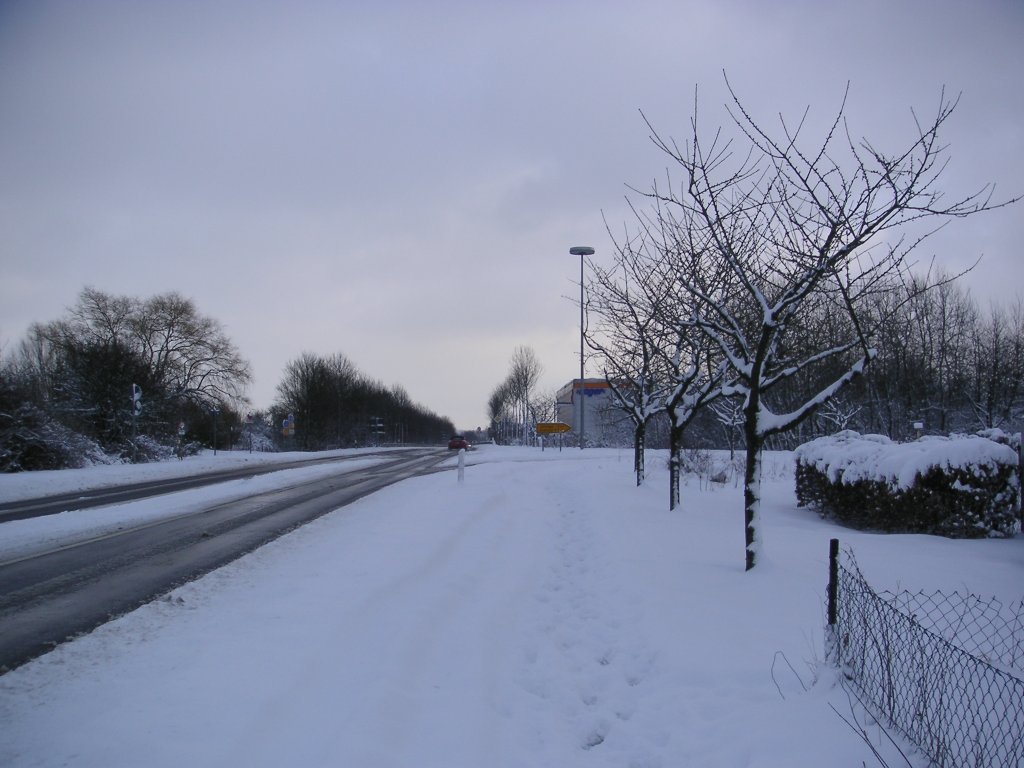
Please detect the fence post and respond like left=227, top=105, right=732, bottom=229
left=826, top=538, right=839, bottom=661
left=1017, top=435, right=1022, bottom=527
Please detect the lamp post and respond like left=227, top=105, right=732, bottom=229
left=569, top=246, right=594, bottom=449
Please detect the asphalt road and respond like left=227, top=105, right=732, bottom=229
left=0, top=448, right=450, bottom=673
left=0, top=450, right=416, bottom=523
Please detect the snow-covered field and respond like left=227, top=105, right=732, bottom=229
left=1, top=445, right=1021, bottom=767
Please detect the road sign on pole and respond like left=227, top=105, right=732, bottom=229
left=535, top=422, right=572, bottom=435
left=131, top=384, right=142, bottom=416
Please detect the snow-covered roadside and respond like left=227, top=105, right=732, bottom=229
left=1, top=446, right=1021, bottom=767
left=0, top=454, right=390, bottom=563
left=0, top=447, right=399, bottom=502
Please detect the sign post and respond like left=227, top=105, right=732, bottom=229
left=131, top=384, right=142, bottom=417
left=535, top=422, right=572, bottom=435
left=282, top=413, right=296, bottom=446
left=536, top=422, right=571, bottom=452
left=369, top=416, right=385, bottom=444
left=130, top=384, right=142, bottom=460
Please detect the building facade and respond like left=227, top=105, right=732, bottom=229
left=555, top=378, right=631, bottom=447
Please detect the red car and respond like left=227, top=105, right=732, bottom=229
left=448, top=435, right=469, bottom=450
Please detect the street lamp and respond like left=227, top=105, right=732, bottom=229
left=569, top=246, right=594, bottom=449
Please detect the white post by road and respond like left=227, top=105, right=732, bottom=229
left=457, top=448, right=465, bottom=483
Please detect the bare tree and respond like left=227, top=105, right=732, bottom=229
left=274, top=351, right=453, bottom=449
left=487, top=381, right=512, bottom=443
left=966, top=299, right=1024, bottom=430
left=506, top=346, right=543, bottom=444
left=591, top=203, right=729, bottom=497
left=588, top=223, right=674, bottom=485
left=643, top=80, right=1016, bottom=569
left=709, top=397, right=743, bottom=459
left=660, top=327, right=726, bottom=510
left=275, top=352, right=338, bottom=449
left=530, top=389, right=558, bottom=426
left=11, top=288, right=252, bottom=450
left=65, top=287, right=137, bottom=348
left=815, top=395, right=863, bottom=433
left=902, top=275, right=976, bottom=433
left=133, top=291, right=252, bottom=408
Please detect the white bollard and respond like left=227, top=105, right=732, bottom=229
left=457, top=447, right=465, bottom=483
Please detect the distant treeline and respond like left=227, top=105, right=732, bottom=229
left=1, top=288, right=453, bottom=471
left=271, top=351, right=455, bottom=450
left=606, top=276, right=1024, bottom=452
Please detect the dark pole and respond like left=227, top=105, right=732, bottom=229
left=569, top=246, right=594, bottom=450
left=827, top=538, right=840, bottom=627
left=826, top=537, right=840, bottom=662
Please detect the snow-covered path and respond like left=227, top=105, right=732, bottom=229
left=2, top=446, right=1020, bottom=766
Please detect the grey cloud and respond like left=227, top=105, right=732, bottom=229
left=1, top=0, right=1021, bottom=428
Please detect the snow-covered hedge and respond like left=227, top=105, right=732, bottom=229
left=794, top=430, right=1021, bottom=538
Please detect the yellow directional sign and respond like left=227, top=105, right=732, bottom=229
left=536, top=422, right=572, bottom=435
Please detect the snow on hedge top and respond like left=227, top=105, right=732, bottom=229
left=794, top=430, right=1020, bottom=490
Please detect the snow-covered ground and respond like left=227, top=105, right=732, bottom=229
left=1, top=445, right=1021, bottom=767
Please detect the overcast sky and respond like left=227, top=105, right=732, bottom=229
left=2, top=0, right=1021, bottom=430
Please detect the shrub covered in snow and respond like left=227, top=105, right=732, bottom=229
left=795, top=430, right=1020, bottom=537
left=0, top=403, right=114, bottom=472
left=244, top=429, right=278, bottom=453
left=123, top=435, right=176, bottom=463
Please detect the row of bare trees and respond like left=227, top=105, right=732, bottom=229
left=487, top=346, right=550, bottom=444
left=591, top=278, right=1024, bottom=456
left=271, top=351, right=455, bottom=449
left=862, top=279, right=1024, bottom=438
left=586, top=81, right=1016, bottom=569
left=1, top=289, right=461, bottom=468
left=1, top=288, right=252, bottom=468
left=733, top=276, right=1024, bottom=452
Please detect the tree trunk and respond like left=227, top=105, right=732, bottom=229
left=634, top=421, right=646, bottom=487
left=743, top=433, right=762, bottom=571
left=669, top=423, right=682, bottom=511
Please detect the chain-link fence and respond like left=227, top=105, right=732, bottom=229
left=826, top=540, right=1024, bottom=768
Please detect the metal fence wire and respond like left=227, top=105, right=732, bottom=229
left=826, top=541, right=1024, bottom=768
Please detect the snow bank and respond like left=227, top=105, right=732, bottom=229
left=794, top=430, right=1019, bottom=490
left=795, top=431, right=1021, bottom=537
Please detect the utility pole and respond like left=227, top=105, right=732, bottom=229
left=569, top=246, right=594, bottom=449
